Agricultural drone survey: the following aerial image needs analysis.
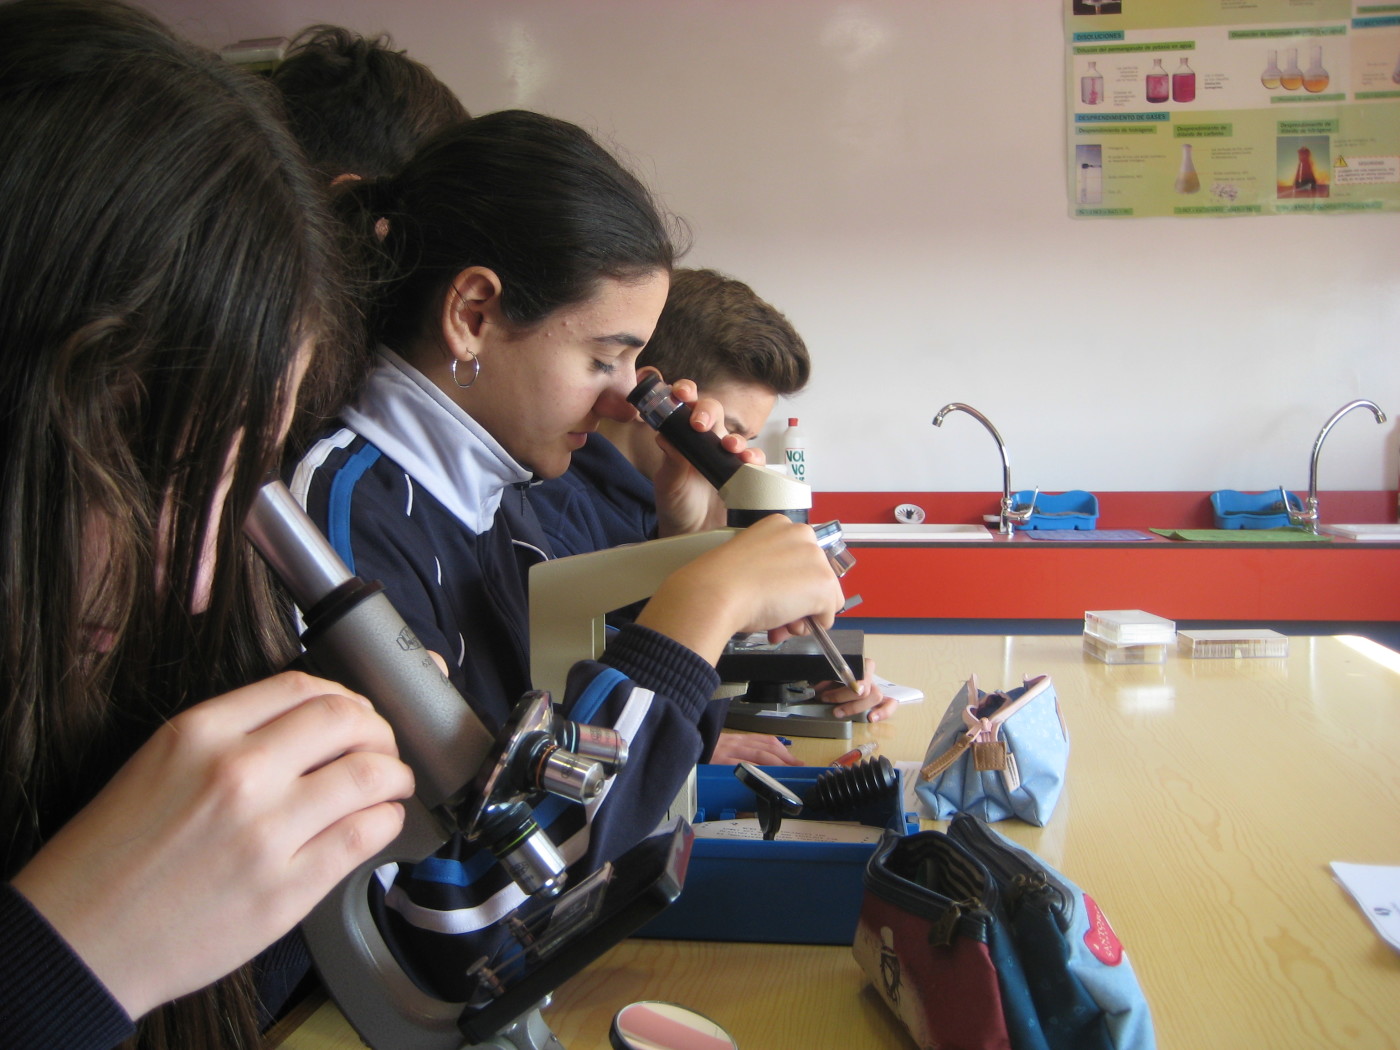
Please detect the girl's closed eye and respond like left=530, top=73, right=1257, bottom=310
left=591, top=357, right=619, bottom=376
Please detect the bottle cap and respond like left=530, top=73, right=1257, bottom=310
left=788, top=417, right=798, bottom=426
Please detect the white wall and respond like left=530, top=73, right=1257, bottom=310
left=148, top=0, right=1400, bottom=494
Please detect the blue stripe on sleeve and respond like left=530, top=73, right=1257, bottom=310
left=406, top=795, right=575, bottom=889
left=326, top=444, right=382, bottom=572
left=568, top=667, right=628, bottom=724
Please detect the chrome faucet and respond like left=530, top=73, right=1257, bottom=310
left=1287, top=399, right=1387, bottom=533
left=932, top=402, right=1035, bottom=535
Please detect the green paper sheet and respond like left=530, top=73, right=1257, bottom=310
left=1149, top=528, right=1333, bottom=543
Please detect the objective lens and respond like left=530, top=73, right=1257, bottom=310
left=555, top=721, right=629, bottom=774
left=479, top=801, right=567, bottom=898
left=533, top=743, right=605, bottom=802
left=813, top=520, right=856, bottom=578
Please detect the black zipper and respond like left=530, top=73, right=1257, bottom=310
left=948, top=814, right=1071, bottom=929
left=864, top=831, right=997, bottom=946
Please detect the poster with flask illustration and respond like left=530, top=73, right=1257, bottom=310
left=1064, top=0, right=1400, bottom=218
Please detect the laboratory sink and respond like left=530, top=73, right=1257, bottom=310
left=839, top=523, right=993, bottom=543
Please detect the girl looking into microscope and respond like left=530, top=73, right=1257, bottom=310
left=0, top=2, right=416, bottom=1046
left=289, top=109, right=847, bottom=999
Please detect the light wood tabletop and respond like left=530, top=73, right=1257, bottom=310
left=271, top=633, right=1400, bottom=1050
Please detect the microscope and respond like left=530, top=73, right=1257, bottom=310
left=244, top=480, right=693, bottom=1050
left=529, top=375, right=864, bottom=740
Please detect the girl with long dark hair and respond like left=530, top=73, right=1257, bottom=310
left=0, top=2, right=415, bottom=1046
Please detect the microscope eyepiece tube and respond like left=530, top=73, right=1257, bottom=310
left=244, top=477, right=493, bottom=813
left=626, top=371, right=681, bottom=423
left=244, top=478, right=353, bottom=607
left=812, top=520, right=856, bottom=578
left=627, top=374, right=743, bottom=491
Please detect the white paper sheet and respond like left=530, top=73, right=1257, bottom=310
left=1330, top=862, right=1400, bottom=953
left=873, top=674, right=925, bottom=704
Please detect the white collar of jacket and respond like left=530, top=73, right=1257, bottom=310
left=341, top=348, right=532, bottom=533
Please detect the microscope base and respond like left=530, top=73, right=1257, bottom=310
left=723, top=701, right=854, bottom=740
left=479, top=1006, right=564, bottom=1050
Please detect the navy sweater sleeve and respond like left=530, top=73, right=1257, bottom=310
left=572, top=622, right=720, bottom=864
left=1, top=883, right=315, bottom=1046
left=0, top=882, right=133, bottom=1050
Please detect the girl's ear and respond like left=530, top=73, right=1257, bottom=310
left=441, top=266, right=503, bottom=362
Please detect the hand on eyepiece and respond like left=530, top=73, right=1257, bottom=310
left=651, top=377, right=765, bottom=537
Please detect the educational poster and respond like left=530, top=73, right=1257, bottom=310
left=1066, top=0, right=1400, bottom=216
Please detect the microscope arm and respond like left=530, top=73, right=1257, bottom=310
left=529, top=529, right=737, bottom=699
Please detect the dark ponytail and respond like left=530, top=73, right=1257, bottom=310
left=341, top=109, right=685, bottom=361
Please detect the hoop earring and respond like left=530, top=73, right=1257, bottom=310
left=450, top=350, right=480, bottom=390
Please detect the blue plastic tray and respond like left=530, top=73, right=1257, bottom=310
left=1012, top=489, right=1099, bottom=530
left=1209, top=490, right=1303, bottom=530
left=636, top=764, right=916, bottom=944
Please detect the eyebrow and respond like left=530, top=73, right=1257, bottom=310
left=725, top=415, right=759, bottom=440
left=594, top=333, right=647, bottom=350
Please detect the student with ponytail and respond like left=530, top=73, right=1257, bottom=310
left=292, top=109, right=845, bottom=998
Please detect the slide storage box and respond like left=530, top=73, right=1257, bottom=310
left=1083, top=609, right=1176, bottom=645
left=637, top=764, right=917, bottom=944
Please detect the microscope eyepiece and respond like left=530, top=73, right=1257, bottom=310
left=813, top=520, right=856, bottom=578
left=626, top=374, right=744, bottom=490
left=625, top=371, right=674, bottom=420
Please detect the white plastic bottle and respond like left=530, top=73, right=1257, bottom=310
left=783, top=417, right=807, bottom=485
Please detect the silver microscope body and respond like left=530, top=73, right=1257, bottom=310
left=244, top=480, right=677, bottom=1050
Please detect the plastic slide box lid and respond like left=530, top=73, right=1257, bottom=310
left=635, top=764, right=916, bottom=945
left=1083, top=609, right=1176, bottom=645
